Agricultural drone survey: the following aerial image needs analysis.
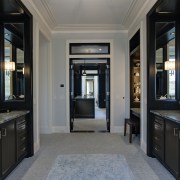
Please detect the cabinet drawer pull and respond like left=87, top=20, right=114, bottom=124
left=179, top=131, right=180, bottom=139
left=0, top=131, right=1, bottom=139
left=2, top=128, right=6, bottom=137
left=154, top=124, right=161, bottom=130
left=154, top=136, right=160, bottom=141
left=173, top=128, right=178, bottom=137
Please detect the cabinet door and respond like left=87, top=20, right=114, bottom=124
left=165, top=120, right=179, bottom=176
left=1, top=121, right=16, bottom=176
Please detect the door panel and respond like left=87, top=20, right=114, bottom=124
left=106, top=63, right=110, bottom=131
left=70, top=64, right=74, bottom=131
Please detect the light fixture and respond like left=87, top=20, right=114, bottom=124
left=164, top=61, right=175, bottom=70
left=5, top=61, right=15, bottom=76
left=5, top=61, right=15, bottom=71
left=82, top=60, right=87, bottom=76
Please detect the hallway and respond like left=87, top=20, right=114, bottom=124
left=72, top=107, right=107, bottom=132
left=6, top=133, right=174, bottom=180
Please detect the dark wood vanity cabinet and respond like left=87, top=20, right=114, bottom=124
left=152, top=114, right=180, bottom=179
left=0, top=114, right=28, bottom=179
left=165, top=120, right=179, bottom=176
left=0, top=121, right=16, bottom=177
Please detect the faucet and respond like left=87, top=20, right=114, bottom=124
left=8, top=95, right=16, bottom=100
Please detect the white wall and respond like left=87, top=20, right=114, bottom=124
left=127, top=0, right=158, bottom=153
left=39, top=32, right=51, bottom=133
left=21, top=0, right=52, bottom=153
left=51, top=32, right=128, bottom=132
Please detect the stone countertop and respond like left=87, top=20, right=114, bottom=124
left=0, top=110, right=30, bottom=125
left=74, top=95, right=94, bottom=100
left=150, top=110, right=180, bottom=124
left=130, top=108, right=140, bottom=118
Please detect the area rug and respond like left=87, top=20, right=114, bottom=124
left=46, top=154, right=134, bottom=180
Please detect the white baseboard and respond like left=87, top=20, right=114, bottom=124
left=34, top=142, right=40, bottom=154
left=52, top=126, right=69, bottom=133
left=40, top=126, right=52, bottom=134
left=110, top=126, right=124, bottom=133
left=140, top=140, right=147, bottom=154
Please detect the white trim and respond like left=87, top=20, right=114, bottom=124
left=66, top=39, right=114, bottom=133
left=141, top=141, right=147, bottom=154
left=40, top=126, right=52, bottom=134
left=33, top=19, right=40, bottom=153
left=52, top=30, right=128, bottom=34
left=52, top=126, right=69, bottom=133
left=33, top=142, right=40, bottom=154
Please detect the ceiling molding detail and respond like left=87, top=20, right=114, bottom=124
left=53, top=24, right=126, bottom=32
left=25, top=0, right=157, bottom=32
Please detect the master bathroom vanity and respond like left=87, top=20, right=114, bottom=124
left=0, top=0, right=33, bottom=179
left=147, top=0, right=180, bottom=179
left=0, top=111, right=31, bottom=179
left=150, top=110, right=180, bottom=179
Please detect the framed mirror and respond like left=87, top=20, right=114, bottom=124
left=4, top=23, right=25, bottom=101
left=155, top=22, right=175, bottom=100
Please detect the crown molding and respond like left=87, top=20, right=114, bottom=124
left=52, top=29, right=128, bottom=34
left=23, top=0, right=55, bottom=30
left=53, top=24, right=127, bottom=32
left=125, top=0, right=157, bottom=29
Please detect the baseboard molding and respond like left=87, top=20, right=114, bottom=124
left=40, top=126, right=52, bottom=134
left=140, top=140, right=147, bottom=154
left=52, top=126, right=69, bottom=133
left=110, top=126, right=124, bottom=133
left=34, top=142, right=40, bottom=154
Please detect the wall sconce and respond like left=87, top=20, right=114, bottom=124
left=164, top=61, right=175, bottom=70
left=5, top=61, right=15, bottom=76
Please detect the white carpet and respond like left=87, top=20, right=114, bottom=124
left=46, top=154, right=134, bottom=180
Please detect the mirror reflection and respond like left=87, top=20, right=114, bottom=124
left=155, top=22, right=175, bottom=100
left=4, top=23, right=25, bottom=101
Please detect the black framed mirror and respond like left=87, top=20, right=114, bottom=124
left=155, top=22, right=176, bottom=100
left=4, top=23, right=25, bottom=101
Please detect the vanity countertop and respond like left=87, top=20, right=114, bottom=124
left=74, top=95, right=94, bottom=100
left=0, top=110, right=30, bottom=125
left=150, top=110, right=180, bottom=124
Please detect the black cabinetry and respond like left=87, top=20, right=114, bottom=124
left=0, top=121, right=16, bottom=177
left=130, top=30, right=140, bottom=108
left=165, top=120, right=179, bottom=176
left=152, top=114, right=180, bottom=179
left=0, top=114, right=28, bottom=179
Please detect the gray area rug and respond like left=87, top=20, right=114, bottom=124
left=46, top=154, right=134, bottom=180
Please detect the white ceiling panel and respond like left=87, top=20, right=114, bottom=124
left=30, top=0, right=150, bottom=31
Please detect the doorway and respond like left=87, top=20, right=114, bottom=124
left=69, top=58, right=110, bottom=132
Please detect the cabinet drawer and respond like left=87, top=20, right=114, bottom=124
left=153, top=118, right=164, bottom=136
left=153, top=143, right=164, bottom=160
left=17, top=133, right=27, bottom=144
left=17, top=143, right=27, bottom=159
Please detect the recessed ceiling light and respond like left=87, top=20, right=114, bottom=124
left=5, top=33, right=9, bottom=36
left=170, top=32, right=175, bottom=35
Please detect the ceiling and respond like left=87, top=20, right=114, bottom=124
left=30, top=0, right=149, bottom=31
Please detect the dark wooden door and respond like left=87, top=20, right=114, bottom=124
left=70, top=64, right=74, bottom=131
left=105, top=64, right=110, bottom=132
left=1, top=121, right=15, bottom=176
left=165, top=120, right=179, bottom=176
